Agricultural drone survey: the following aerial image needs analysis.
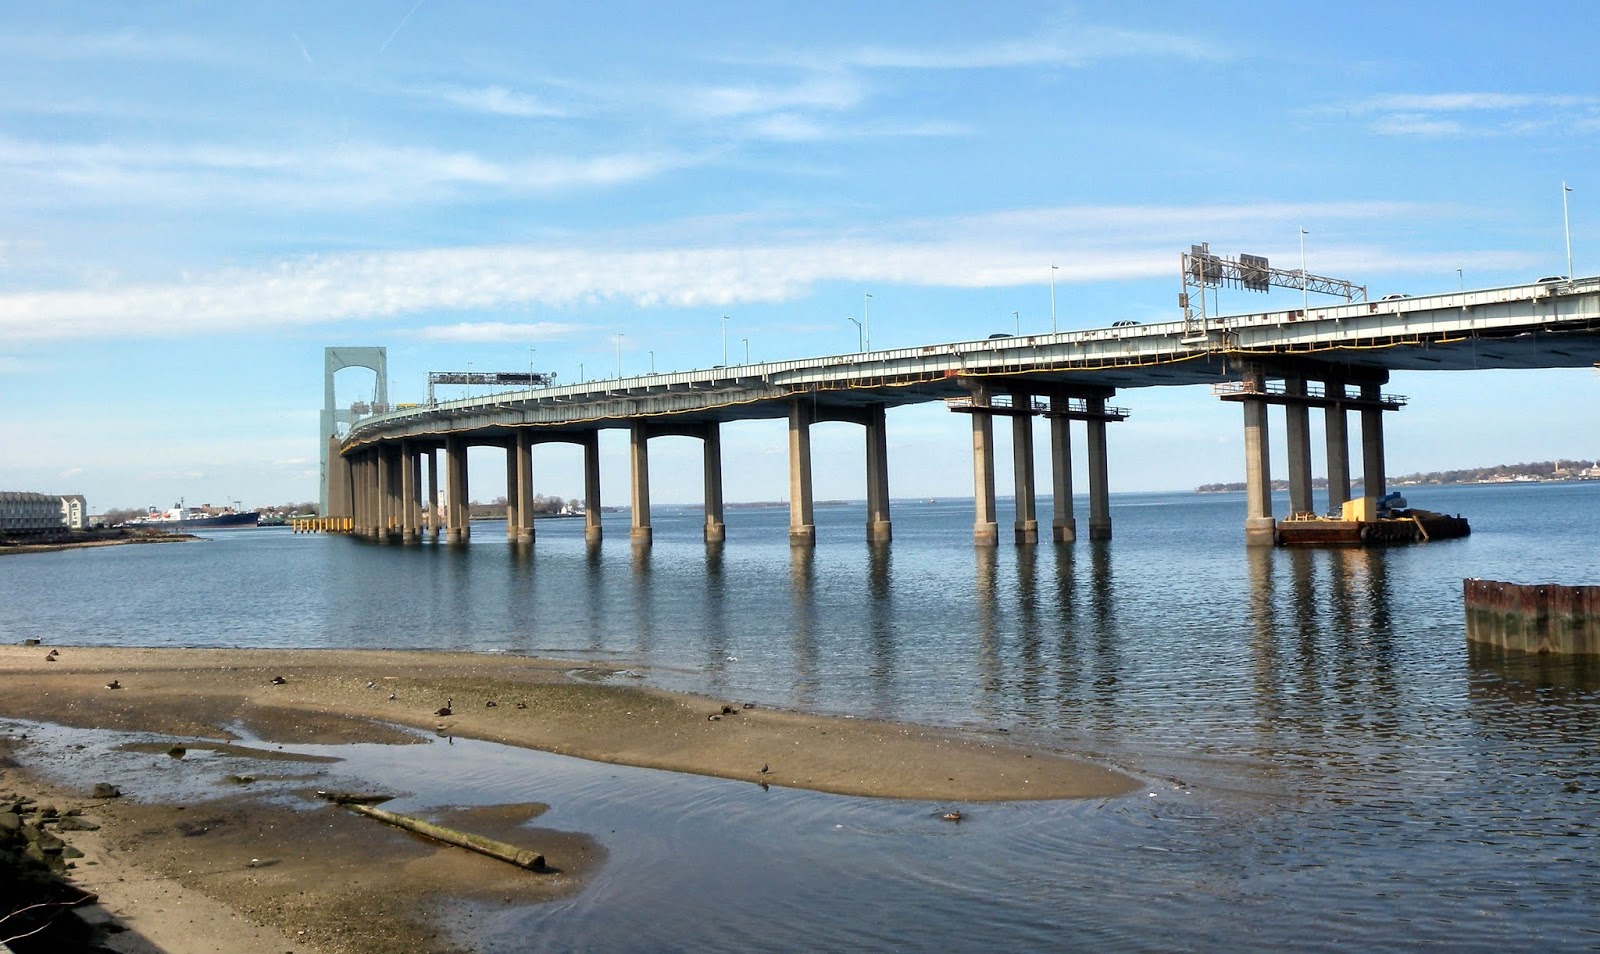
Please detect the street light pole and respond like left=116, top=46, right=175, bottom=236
left=1299, top=227, right=1309, bottom=315
left=1013, top=310, right=1020, bottom=335
left=1050, top=264, right=1058, bottom=333
left=649, top=350, right=655, bottom=373
left=742, top=337, right=749, bottom=364
left=721, top=315, right=729, bottom=366
left=864, top=293, right=872, bottom=351
left=846, top=316, right=862, bottom=352
left=528, top=348, right=536, bottom=390
left=616, top=333, right=623, bottom=378
left=1457, top=267, right=1463, bottom=292
left=1564, top=182, right=1574, bottom=280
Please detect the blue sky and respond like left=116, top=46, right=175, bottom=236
left=2, top=2, right=1595, bottom=512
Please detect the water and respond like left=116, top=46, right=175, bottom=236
left=5, top=482, right=1600, bottom=949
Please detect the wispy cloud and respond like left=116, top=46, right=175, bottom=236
left=1343, top=92, right=1600, bottom=138
left=404, top=321, right=585, bottom=343
left=432, top=84, right=567, bottom=118
left=0, top=200, right=1489, bottom=343
left=763, top=23, right=1224, bottom=73
left=0, top=138, right=696, bottom=209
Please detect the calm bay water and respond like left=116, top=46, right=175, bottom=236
left=5, top=482, right=1600, bottom=950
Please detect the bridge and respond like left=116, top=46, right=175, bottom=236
left=326, top=277, right=1600, bottom=546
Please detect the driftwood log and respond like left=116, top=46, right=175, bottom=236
left=344, top=803, right=546, bottom=870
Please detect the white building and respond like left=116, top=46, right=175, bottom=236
left=0, top=491, right=89, bottom=534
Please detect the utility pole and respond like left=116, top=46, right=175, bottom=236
left=1050, top=264, right=1058, bottom=333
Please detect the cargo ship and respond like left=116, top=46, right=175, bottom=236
left=126, top=501, right=261, bottom=530
left=1274, top=493, right=1470, bottom=546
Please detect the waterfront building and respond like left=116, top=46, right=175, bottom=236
left=0, top=491, right=89, bottom=534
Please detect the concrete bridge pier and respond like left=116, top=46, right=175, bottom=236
left=1241, top=368, right=1276, bottom=546
left=1011, top=390, right=1039, bottom=543
left=400, top=442, right=418, bottom=543
left=350, top=454, right=365, bottom=536
left=1360, top=382, right=1387, bottom=499
left=509, top=431, right=534, bottom=543
left=581, top=431, right=602, bottom=545
left=1324, top=379, right=1350, bottom=513
left=445, top=435, right=469, bottom=543
left=629, top=422, right=653, bottom=546
left=1284, top=377, right=1314, bottom=517
left=864, top=404, right=892, bottom=543
left=1048, top=395, right=1076, bottom=543
left=788, top=401, right=816, bottom=545
left=1086, top=395, right=1112, bottom=542
left=968, top=387, right=1000, bottom=547
left=702, top=423, right=726, bottom=544
left=363, top=454, right=380, bottom=539
left=426, top=449, right=441, bottom=540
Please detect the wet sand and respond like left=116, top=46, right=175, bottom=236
left=0, top=645, right=1137, bottom=952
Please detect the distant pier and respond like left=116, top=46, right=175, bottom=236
left=1464, top=579, right=1600, bottom=655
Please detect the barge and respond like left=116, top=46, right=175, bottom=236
left=1275, top=493, right=1469, bottom=546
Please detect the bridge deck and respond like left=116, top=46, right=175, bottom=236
left=344, top=278, right=1600, bottom=447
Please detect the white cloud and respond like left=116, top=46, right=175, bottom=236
left=1356, top=93, right=1598, bottom=113
left=404, top=321, right=585, bottom=343
left=0, top=199, right=1500, bottom=343
left=433, top=84, right=567, bottom=118
left=0, top=138, right=696, bottom=209
left=798, top=25, right=1223, bottom=72
left=1343, top=92, right=1600, bottom=138
left=682, top=73, right=864, bottom=120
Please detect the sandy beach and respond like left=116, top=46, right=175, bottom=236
left=0, top=644, right=1137, bottom=952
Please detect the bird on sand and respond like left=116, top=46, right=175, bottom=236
left=514, top=702, right=527, bottom=710
left=105, top=679, right=121, bottom=690
left=388, top=692, right=397, bottom=701
left=758, top=763, right=770, bottom=775
left=435, top=699, right=453, bottom=717
left=485, top=700, right=497, bottom=708
left=270, top=675, right=287, bottom=685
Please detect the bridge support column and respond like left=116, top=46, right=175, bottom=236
left=582, top=431, right=602, bottom=544
left=426, top=449, right=440, bottom=540
left=363, top=454, right=378, bottom=538
left=382, top=448, right=400, bottom=542
left=401, top=442, right=418, bottom=543
left=445, top=436, right=469, bottom=543
left=326, top=436, right=353, bottom=527
left=1242, top=369, right=1275, bottom=545
left=1324, top=380, right=1350, bottom=513
left=1049, top=396, right=1076, bottom=543
left=788, top=401, right=816, bottom=545
left=1284, top=377, right=1314, bottom=517
left=865, top=404, right=892, bottom=543
left=969, top=389, right=999, bottom=547
left=351, top=455, right=364, bottom=535
left=629, top=422, right=653, bottom=546
left=702, top=423, right=726, bottom=543
left=1360, top=382, right=1386, bottom=500
left=1011, top=391, right=1038, bottom=543
left=1086, top=395, right=1112, bottom=541
left=507, top=433, right=534, bottom=543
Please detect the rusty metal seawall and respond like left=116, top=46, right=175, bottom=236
left=1464, top=578, right=1600, bottom=655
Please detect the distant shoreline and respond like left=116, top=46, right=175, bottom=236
left=0, top=527, right=196, bottom=555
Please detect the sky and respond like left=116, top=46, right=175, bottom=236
left=2, top=1, right=1596, bottom=513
